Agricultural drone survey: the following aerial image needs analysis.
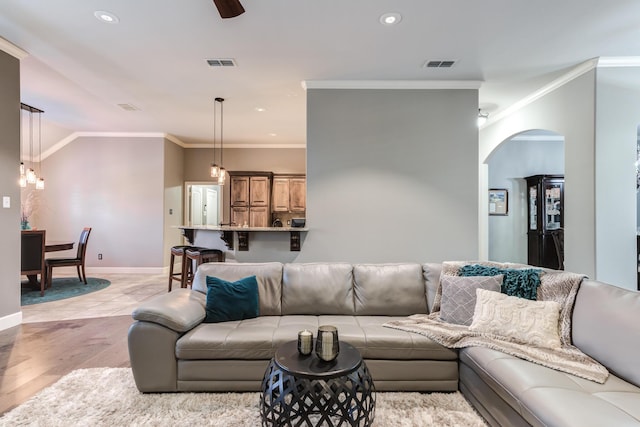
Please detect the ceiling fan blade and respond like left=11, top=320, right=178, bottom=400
left=213, top=0, right=245, bottom=18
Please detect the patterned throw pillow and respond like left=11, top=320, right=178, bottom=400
left=470, top=289, right=562, bottom=349
left=439, top=275, right=503, bottom=326
left=458, top=264, right=542, bottom=300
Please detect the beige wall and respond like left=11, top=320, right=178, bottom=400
left=163, top=139, right=185, bottom=266
left=0, top=50, right=21, bottom=328
left=38, top=136, right=166, bottom=271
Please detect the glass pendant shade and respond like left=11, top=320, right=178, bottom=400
left=36, top=177, right=45, bottom=190
left=217, top=168, right=226, bottom=185
left=210, top=163, right=220, bottom=178
left=20, top=162, right=25, bottom=175
left=26, top=168, right=37, bottom=184
left=19, top=175, right=27, bottom=187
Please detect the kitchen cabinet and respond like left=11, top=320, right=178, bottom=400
left=230, top=172, right=272, bottom=227
left=272, top=175, right=306, bottom=213
left=525, top=174, right=564, bottom=269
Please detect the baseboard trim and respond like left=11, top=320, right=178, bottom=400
left=51, top=266, right=165, bottom=275
left=0, top=311, right=23, bottom=331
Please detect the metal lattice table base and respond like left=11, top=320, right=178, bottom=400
left=260, top=359, right=376, bottom=426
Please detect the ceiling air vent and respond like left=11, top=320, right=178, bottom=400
left=423, top=60, right=456, bottom=68
left=117, top=103, right=140, bottom=111
left=206, top=58, right=237, bottom=67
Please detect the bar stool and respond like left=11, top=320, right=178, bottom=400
left=168, top=245, right=195, bottom=292
left=182, top=248, right=225, bottom=288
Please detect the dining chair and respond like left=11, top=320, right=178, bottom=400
left=45, top=227, right=92, bottom=288
left=21, top=229, right=47, bottom=296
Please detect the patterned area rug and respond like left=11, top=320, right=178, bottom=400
left=20, top=277, right=111, bottom=306
left=0, top=368, right=487, bottom=426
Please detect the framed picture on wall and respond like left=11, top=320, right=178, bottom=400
left=489, top=189, right=508, bottom=216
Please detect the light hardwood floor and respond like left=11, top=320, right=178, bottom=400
left=0, top=273, right=166, bottom=415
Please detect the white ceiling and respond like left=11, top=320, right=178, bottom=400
left=2, top=0, right=640, bottom=153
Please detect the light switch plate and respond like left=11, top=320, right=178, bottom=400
left=2, top=196, right=9, bottom=208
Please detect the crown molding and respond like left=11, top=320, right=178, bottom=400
left=41, top=132, right=187, bottom=160
left=41, top=132, right=303, bottom=159
left=0, top=37, right=28, bottom=60
left=597, top=56, right=640, bottom=67
left=484, top=58, right=599, bottom=127
left=302, top=80, right=482, bottom=90
left=185, top=143, right=306, bottom=149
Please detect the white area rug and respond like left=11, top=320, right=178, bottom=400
left=0, top=368, right=487, bottom=426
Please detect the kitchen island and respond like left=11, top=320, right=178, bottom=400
left=178, top=225, right=309, bottom=253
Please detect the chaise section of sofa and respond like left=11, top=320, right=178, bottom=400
left=128, top=262, right=458, bottom=393
left=459, top=279, right=640, bottom=427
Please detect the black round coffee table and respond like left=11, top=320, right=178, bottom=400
left=260, top=341, right=376, bottom=426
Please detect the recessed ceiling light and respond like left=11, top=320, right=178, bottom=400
left=268, top=133, right=277, bottom=137
left=255, top=107, right=266, bottom=112
left=379, top=12, right=401, bottom=25
left=94, top=10, right=119, bottom=24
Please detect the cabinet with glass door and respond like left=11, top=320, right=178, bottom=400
left=525, top=175, right=564, bottom=269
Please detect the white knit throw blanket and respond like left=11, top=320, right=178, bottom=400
left=384, top=261, right=609, bottom=383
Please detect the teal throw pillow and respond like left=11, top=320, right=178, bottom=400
left=458, top=264, right=542, bottom=300
left=204, top=275, right=259, bottom=323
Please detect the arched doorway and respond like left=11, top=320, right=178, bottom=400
left=485, top=129, right=564, bottom=264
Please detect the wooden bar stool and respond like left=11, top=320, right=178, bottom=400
left=168, top=245, right=196, bottom=292
left=182, top=248, right=225, bottom=288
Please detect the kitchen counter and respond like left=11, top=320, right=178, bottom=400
left=178, top=225, right=308, bottom=251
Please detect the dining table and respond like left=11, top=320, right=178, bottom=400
left=22, top=234, right=75, bottom=289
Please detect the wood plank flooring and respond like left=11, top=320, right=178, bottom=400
left=0, top=315, right=133, bottom=415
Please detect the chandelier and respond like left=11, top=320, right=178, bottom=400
left=19, top=103, right=45, bottom=190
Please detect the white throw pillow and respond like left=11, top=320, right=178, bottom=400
left=469, top=289, right=562, bottom=349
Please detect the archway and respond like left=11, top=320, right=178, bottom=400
left=485, top=129, right=565, bottom=264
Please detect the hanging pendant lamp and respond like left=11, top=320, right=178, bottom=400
left=210, top=97, right=221, bottom=178
left=215, top=97, right=227, bottom=185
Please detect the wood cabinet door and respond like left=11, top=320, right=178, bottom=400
left=230, top=177, right=249, bottom=207
left=289, top=178, right=306, bottom=212
left=272, top=178, right=290, bottom=212
left=231, top=207, right=249, bottom=227
left=250, top=176, right=270, bottom=206
left=250, top=206, right=269, bottom=227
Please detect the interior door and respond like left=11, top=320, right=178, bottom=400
left=205, top=188, right=218, bottom=226
left=191, top=188, right=203, bottom=225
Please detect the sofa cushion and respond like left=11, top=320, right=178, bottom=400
left=192, top=262, right=283, bottom=316
left=422, top=263, right=442, bottom=313
left=204, top=275, right=259, bottom=323
left=572, top=279, right=640, bottom=388
left=282, top=263, right=354, bottom=315
left=439, top=275, right=502, bottom=326
left=353, top=263, right=428, bottom=316
left=176, top=315, right=457, bottom=361
left=469, top=289, right=562, bottom=349
left=460, top=347, right=640, bottom=427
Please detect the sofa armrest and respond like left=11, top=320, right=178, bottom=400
left=132, top=288, right=206, bottom=333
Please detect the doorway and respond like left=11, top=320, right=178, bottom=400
left=185, top=183, right=222, bottom=226
left=485, top=129, right=565, bottom=264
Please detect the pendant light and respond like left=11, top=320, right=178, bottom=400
left=19, top=103, right=45, bottom=189
left=217, top=97, right=226, bottom=185
left=210, top=97, right=221, bottom=178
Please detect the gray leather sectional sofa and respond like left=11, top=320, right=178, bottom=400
left=128, top=262, right=640, bottom=426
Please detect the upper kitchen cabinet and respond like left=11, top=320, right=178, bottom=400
left=230, top=172, right=272, bottom=227
left=272, top=175, right=306, bottom=213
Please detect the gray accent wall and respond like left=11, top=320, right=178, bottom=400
left=300, top=88, right=479, bottom=263
left=594, top=67, right=640, bottom=289
left=0, top=50, right=21, bottom=328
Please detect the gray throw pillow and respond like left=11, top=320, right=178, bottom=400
left=439, top=275, right=503, bottom=326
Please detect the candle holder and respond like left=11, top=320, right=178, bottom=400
left=297, top=329, right=313, bottom=355
left=315, top=325, right=339, bottom=362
